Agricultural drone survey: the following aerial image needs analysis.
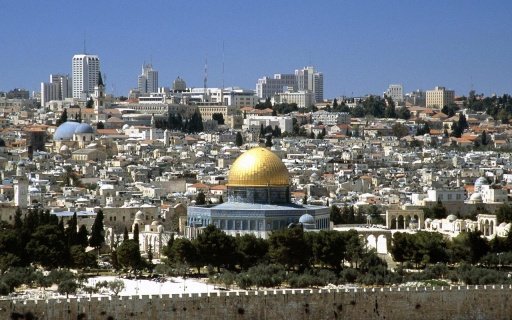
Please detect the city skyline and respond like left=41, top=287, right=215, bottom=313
left=1, top=1, right=511, bottom=98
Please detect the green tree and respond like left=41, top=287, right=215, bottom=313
left=307, top=231, right=346, bottom=272
left=450, top=231, right=489, bottom=264
left=116, top=240, right=143, bottom=271
left=168, top=238, right=199, bottom=271
left=236, top=234, right=269, bottom=270
left=195, top=191, right=206, bottom=205
left=77, top=225, right=89, bottom=248
left=69, top=245, right=96, bottom=268
left=442, top=103, right=458, bottom=117
left=86, top=98, right=94, bottom=108
left=56, top=109, right=68, bottom=126
left=268, top=226, right=310, bottom=270
left=123, top=226, right=129, bottom=242
left=107, top=279, right=125, bottom=296
left=265, top=134, right=273, bottom=147
left=133, top=223, right=140, bottom=243
left=458, top=113, right=469, bottom=130
left=344, top=230, right=364, bottom=268
left=58, top=279, right=78, bottom=298
left=392, top=123, right=409, bottom=138
left=496, top=204, right=512, bottom=223
left=89, top=210, right=105, bottom=250
left=212, top=113, right=225, bottom=125
left=196, top=225, right=236, bottom=271
left=390, top=232, right=409, bottom=264
left=66, top=212, right=78, bottom=247
left=329, top=205, right=342, bottom=224
left=451, top=122, right=463, bottom=138
left=481, top=130, right=489, bottom=146
left=96, top=121, right=105, bottom=129
left=235, top=131, right=244, bottom=147
left=25, top=224, right=68, bottom=268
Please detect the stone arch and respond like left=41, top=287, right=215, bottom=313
left=390, top=216, right=397, bottom=229
left=397, top=215, right=404, bottom=230
left=376, top=234, right=388, bottom=254
left=490, top=220, right=494, bottom=236
left=367, top=234, right=377, bottom=251
left=405, top=215, right=411, bottom=229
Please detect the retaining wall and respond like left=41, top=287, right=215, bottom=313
left=1, top=285, right=510, bottom=320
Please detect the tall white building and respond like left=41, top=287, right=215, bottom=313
left=295, top=66, right=324, bottom=103
left=138, top=64, right=159, bottom=94
left=72, top=54, right=100, bottom=99
left=385, top=84, right=404, bottom=104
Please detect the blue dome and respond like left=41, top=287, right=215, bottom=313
left=75, top=123, right=94, bottom=134
left=54, top=121, right=80, bottom=141
left=474, top=177, right=489, bottom=187
left=299, top=213, right=315, bottom=225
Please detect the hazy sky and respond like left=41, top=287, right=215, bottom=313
left=1, top=0, right=511, bottom=98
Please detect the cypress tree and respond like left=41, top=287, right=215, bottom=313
left=133, top=223, right=140, bottom=243
left=123, top=226, right=129, bottom=242
left=235, top=132, right=244, bottom=147
left=57, top=109, right=68, bottom=126
left=89, top=210, right=105, bottom=249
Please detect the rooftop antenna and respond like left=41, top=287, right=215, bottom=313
left=221, top=41, right=225, bottom=105
left=83, top=32, right=87, bottom=54
left=204, top=56, right=208, bottom=102
left=222, top=41, right=225, bottom=90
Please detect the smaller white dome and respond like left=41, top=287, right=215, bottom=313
left=299, top=214, right=315, bottom=225
left=469, top=193, right=483, bottom=202
left=447, top=214, right=457, bottom=222
left=134, top=210, right=144, bottom=221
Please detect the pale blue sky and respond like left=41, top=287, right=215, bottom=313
left=1, top=0, right=511, bottom=98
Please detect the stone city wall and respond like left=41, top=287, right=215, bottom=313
left=1, top=285, right=511, bottom=320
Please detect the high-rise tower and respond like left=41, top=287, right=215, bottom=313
left=72, top=54, right=100, bottom=99
left=137, top=64, right=159, bottom=94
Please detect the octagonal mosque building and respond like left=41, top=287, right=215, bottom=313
left=186, top=147, right=330, bottom=238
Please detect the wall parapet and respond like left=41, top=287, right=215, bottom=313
left=1, top=285, right=512, bottom=320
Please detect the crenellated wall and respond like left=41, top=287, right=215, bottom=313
left=1, top=285, right=510, bottom=320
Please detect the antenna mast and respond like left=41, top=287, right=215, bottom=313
left=203, top=56, right=208, bottom=102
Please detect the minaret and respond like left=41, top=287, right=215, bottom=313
left=14, top=164, right=28, bottom=209
left=164, top=129, right=170, bottom=147
left=149, top=114, right=156, bottom=140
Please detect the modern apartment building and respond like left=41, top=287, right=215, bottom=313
left=72, top=54, right=100, bottom=99
left=256, top=66, right=323, bottom=103
left=41, top=74, right=72, bottom=106
left=295, top=66, right=323, bottom=103
left=426, top=86, right=455, bottom=108
left=256, top=74, right=296, bottom=100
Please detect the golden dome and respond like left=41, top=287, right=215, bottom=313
left=228, top=147, right=289, bottom=187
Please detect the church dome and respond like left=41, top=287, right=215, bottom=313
left=475, top=177, right=489, bottom=188
left=54, top=121, right=80, bottom=140
left=228, top=147, right=289, bottom=187
left=74, top=123, right=94, bottom=134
